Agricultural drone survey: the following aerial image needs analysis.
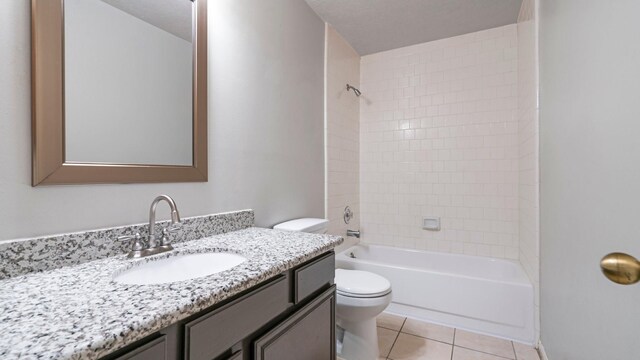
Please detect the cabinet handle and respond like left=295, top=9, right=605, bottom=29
left=600, top=252, right=640, bottom=285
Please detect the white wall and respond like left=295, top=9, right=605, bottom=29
left=65, top=0, right=192, bottom=165
left=325, top=25, right=360, bottom=241
left=0, top=0, right=325, bottom=241
left=540, top=0, right=640, bottom=358
left=517, top=0, right=540, bottom=343
left=359, top=25, right=519, bottom=259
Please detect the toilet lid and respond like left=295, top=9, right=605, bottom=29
left=335, top=269, right=391, bottom=297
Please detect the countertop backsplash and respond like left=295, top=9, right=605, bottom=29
left=0, top=209, right=255, bottom=279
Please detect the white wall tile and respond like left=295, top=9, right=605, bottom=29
left=359, top=25, right=519, bottom=260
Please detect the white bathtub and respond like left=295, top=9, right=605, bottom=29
left=336, top=244, right=534, bottom=344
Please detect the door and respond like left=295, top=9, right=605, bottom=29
left=540, top=1, right=640, bottom=359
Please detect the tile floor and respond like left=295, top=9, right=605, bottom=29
left=374, top=313, right=540, bottom=360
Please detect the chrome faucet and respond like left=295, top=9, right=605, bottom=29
left=346, top=229, right=360, bottom=238
left=119, top=195, right=182, bottom=258
left=148, top=195, right=181, bottom=249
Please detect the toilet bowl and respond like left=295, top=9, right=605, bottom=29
left=273, top=218, right=393, bottom=360
left=335, top=269, right=392, bottom=360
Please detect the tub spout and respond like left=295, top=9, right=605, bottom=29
left=347, top=229, right=360, bottom=238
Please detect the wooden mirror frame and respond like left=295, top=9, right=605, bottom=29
left=30, top=0, right=208, bottom=185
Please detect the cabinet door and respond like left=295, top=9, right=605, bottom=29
left=114, top=336, right=166, bottom=360
left=254, top=286, right=336, bottom=360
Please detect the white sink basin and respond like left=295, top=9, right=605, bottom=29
left=113, top=252, right=247, bottom=285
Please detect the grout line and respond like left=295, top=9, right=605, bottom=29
left=378, top=324, right=403, bottom=332
left=512, top=341, right=518, bottom=360
left=398, top=317, right=408, bottom=333
left=400, top=331, right=454, bottom=346
left=386, top=317, right=407, bottom=359
left=451, top=328, right=456, bottom=360
left=452, top=326, right=515, bottom=360
left=397, top=319, right=456, bottom=346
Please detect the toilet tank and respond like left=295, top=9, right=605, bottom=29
left=273, top=218, right=329, bottom=234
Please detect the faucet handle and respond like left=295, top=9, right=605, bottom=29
left=160, top=227, right=178, bottom=247
left=118, top=233, right=144, bottom=251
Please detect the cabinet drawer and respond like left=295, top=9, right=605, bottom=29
left=254, top=286, right=336, bottom=360
left=294, top=252, right=335, bottom=303
left=185, top=275, right=289, bottom=360
left=115, top=336, right=166, bottom=360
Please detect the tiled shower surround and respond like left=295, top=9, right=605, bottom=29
left=359, top=25, right=519, bottom=259
left=325, top=25, right=360, bottom=237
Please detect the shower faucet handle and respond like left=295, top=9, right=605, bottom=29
left=344, top=206, right=354, bottom=224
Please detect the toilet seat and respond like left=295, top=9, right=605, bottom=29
left=335, top=269, right=391, bottom=298
left=337, top=288, right=391, bottom=298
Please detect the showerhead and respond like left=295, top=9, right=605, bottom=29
left=346, top=84, right=361, bottom=97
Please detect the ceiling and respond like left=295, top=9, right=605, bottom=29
left=100, top=0, right=192, bottom=42
left=305, top=0, right=523, bottom=55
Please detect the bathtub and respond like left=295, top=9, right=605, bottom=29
left=336, top=244, right=534, bottom=344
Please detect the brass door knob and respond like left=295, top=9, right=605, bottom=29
left=600, top=252, right=640, bottom=285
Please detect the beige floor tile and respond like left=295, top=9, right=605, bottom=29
left=454, top=330, right=515, bottom=359
left=378, top=326, right=399, bottom=358
left=388, top=333, right=452, bottom=360
left=377, top=312, right=406, bottom=331
left=453, top=346, right=511, bottom=360
left=401, top=318, right=455, bottom=344
left=513, top=342, right=540, bottom=360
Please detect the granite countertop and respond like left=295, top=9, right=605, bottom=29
left=0, top=227, right=343, bottom=360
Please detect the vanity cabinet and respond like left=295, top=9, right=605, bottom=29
left=101, top=251, right=335, bottom=360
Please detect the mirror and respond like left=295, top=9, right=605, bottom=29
left=65, top=0, right=193, bottom=166
left=31, top=0, right=207, bottom=185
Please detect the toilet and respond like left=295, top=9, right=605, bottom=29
left=273, top=218, right=393, bottom=360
